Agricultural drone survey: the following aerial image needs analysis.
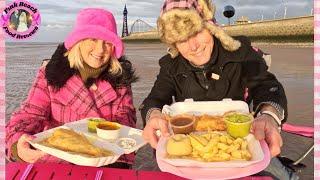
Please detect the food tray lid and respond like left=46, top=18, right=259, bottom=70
left=162, top=99, right=249, bottom=116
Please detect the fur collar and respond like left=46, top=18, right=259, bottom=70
left=45, top=43, right=138, bottom=90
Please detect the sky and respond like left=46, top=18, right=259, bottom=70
left=5, top=0, right=314, bottom=42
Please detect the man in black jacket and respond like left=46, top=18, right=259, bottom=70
left=140, top=0, right=297, bottom=179
left=10, top=10, right=20, bottom=30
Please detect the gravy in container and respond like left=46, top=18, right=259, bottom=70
left=170, top=118, right=193, bottom=126
left=170, top=117, right=195, bottom=134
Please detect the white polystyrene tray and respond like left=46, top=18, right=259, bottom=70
left=158, top=99, right=264, bottom=168
left=162, top=98, right=249, bottom=116
left=64, top=118, right=146, bottom=154
left=29, top=126, right=124, bottom=167
left=157, top=133, right=264, bottom=168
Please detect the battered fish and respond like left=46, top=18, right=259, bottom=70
left=194, top=114, right=226, bottom=131
left=41, top=128, right=113, bottom=157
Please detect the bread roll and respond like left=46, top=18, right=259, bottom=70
left=166, top=134, right=192, bottom=156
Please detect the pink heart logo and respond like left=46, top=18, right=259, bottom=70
left=32, top=13, right=40, bottom=25
left=1, top=14, right=9, bottom=26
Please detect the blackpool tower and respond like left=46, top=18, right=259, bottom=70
left=122, top=4, right=129, bottom=37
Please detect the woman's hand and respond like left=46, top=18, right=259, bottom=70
left=252, top=114, right=283, bottom=157
left=17, top=134, right=46, bottom=163
left=142, top=110, right=170, bottom=148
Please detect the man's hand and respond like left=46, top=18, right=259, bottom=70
left=142, top=110, right=170, bottom=148
left=252, top=114, right=283, bottom=157
left=17, top=134, right=47, bottom=163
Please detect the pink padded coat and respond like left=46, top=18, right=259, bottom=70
left=6, top=67, right=137, bottom=164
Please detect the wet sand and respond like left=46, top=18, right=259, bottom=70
left=5, top=42, right=314, bottom=179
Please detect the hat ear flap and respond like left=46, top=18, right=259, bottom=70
left=198, top=0, right=215, bottom=20
left=205, top=22, right=241, bottom=51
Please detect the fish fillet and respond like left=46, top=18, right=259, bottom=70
left=41, top=128, right=113, bottom=157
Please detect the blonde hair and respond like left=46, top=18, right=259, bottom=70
left=64, top=40, right=122, bottom=75
left=108, top=56, right=122, bottom=75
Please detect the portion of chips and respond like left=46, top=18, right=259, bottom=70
left=166, top=132, right=252, bottom=162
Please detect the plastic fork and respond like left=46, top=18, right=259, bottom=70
left=20, top=164, right=34, bottom=180
left=94, top=170, right=103, bottom=180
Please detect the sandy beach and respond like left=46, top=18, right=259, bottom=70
left=5, top=42, right=314, bottom=179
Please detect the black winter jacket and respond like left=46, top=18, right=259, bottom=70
left=140, top=36, right=287, bottom=125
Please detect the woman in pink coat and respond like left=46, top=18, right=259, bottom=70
left=5, top=8, right=138, bottom=168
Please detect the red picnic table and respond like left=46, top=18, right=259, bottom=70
left=6, top=163, right=272, bottom=180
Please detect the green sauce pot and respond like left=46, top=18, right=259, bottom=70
left=223, top=112, right=253, bottom=138
left=87, top=118, right=106, bottom=133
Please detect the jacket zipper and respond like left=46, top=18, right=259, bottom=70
left=202, top=70, right=209, bottom=90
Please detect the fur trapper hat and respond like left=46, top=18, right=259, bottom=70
left=157, top=0, right=241, bottom=58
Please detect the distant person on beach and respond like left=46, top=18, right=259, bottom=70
left=6, top=8, right=137, bottom=168
left=140, top=0, right=297, bottom=179
left=10, top=10, right=20, bottom=30
left=16, top=11, right=29, bottom=32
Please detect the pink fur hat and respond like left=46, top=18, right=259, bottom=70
left=64, top=8, right=124, bottom=58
